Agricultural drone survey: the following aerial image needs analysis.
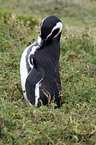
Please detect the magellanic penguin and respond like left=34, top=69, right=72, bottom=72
left=20, top=15, right=63, bottom=108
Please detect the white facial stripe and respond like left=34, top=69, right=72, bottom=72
left=53, top=22, right=63, bottom=38
left=37, top=36, right=43, bottom=48
left=37, top=36, right=42, bottom=45
left=45, top=22, right=62, bottom=40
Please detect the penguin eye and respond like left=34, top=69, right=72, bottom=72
left=52, top=28, right=59, bottom=38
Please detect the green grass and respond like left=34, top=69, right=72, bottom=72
left=0, top=0, right=96, bottom=144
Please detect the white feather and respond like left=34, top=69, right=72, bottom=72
left=20, top=45, right=30, bottom=102
left=35, top=83, right=40, bottom=106
left=20, top=37, right=42, bottom=106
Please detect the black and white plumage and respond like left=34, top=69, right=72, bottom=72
left=20, top=15, right=63, bottom=108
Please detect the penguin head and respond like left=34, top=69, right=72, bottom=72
left=39, top=15, right=62, bottom=44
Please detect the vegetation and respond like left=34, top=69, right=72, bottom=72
left=0, top=0, right=96, bottom=144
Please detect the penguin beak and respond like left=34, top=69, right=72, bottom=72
left=37, top=36, right=44, bottom=48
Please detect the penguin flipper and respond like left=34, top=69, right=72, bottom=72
left=25, top=67, right=44, bottom=105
